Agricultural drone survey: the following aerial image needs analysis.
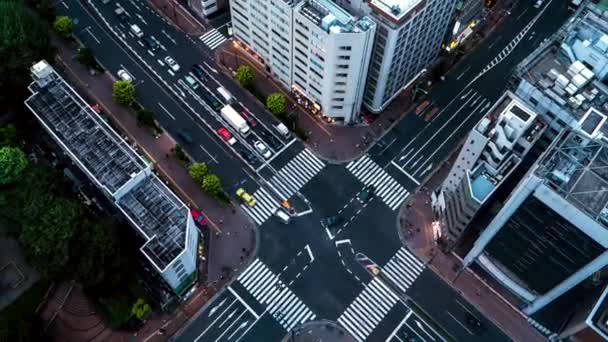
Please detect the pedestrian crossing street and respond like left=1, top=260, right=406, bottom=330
left=238, top=258, right=316, bottom=331
left=241, top=149, right=325, bottom=225
left=337, top=278, right=399, bottom=342
left=382, top=247, right=425, bottom=294
left=346, top=155, right=409, bottom=210
left=199, top=29, right=228, bottom=50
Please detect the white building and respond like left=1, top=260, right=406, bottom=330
left=433, top=91, right=545, bottom=246
left=25, top=61, right=199, bottom=298
left=189, top=0, right=225, bottom=18
left=230, top=0, right=376, bottom=123
left=359, top=0, right=457, bottom=113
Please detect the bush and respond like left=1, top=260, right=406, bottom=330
left=235, top=65, right=254, bottom=89
left=0, top=124, right=17, bottom=147
left=77, top=47, right=103, bottom=72
left=131, top=298, right=151, bottom=320
left=0, top=146, right=28, bottom=185
left=112, top=80, right=135, bottom=106
left=266, top=93, right=286, bottom=115
left=136, top=109, right=156, bottom=129
left=188, top=162, right=208, bottom=185
left=97, top=295, right=133, bottom=329
left=53, top=16, right=72, bottom=37
left=171, top=145, right=190, bottom=165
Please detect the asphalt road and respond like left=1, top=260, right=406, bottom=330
left=58, top=0, right=571, bottom=341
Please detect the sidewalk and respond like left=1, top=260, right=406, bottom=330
left=51, top=36, right=258, bottom=341
left=281, top=320, right=356, bottom=342
left=146, top=0, right=206, bottom=34
left=397, top=156, right=546, bottom=342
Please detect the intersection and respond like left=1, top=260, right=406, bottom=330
left=59, top=0, right=572, bottom=341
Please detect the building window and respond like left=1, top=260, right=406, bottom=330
left=336, top=73, right=347, bottom=78
left=336, top=64, right=349, bottom=69
left=332, top=105, right=343, bottom=109
left=338, top=55, right=350, bottom=60
left=335, top=89, right=345, bottom=94
left=529, top=97, right=539, bottom=106
left=339, top=46, right=352, bottom=51
left=335, top=82, right=346, bottom=86
left=333, top=98, right=345, bottom=102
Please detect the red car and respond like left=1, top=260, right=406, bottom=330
left=217, top=127, right=237, bottom=145
left=240, top=111, right=258, bottom=127
left=190, top=209, right=208, bottom=226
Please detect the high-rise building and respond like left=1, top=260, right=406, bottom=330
left=433, top=91, right=546, bottom=246
left=189, top=0, right=226, bottom=18
left=360, top=0, right=456, bottom=113
left=230, top=0, right=376, bottom=123
left=25, top=61, right=199, bottom=299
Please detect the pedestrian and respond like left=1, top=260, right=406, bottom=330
left=219, top=219, right=224, bottom=224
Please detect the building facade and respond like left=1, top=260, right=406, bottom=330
left=361, top=0, right=456, bottom=113
left=433, top=91, right=545, bottom=246
left=188, top=0, right=226, bottom=18
left=25, top=61, right=199, bottom=299
left=230, top=0, right=376, bottom=123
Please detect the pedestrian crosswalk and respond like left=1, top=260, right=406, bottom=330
left=382, top=247, right=425, bottom=294
left=241, top=149, right=325, bottom=225
left=337, top=278, right=399, bottom=342
left=346, top=155, right=409, bottom=210
left=238, top=258, right=316, bottom=331
left=199, top=29, right=228, bottom=50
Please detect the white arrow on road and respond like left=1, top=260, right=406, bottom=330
left=208, top=298, right=226, bottom=317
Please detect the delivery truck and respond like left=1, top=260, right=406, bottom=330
left=220, top=105, right=250, bottom=136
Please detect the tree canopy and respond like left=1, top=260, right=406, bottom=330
left=0, top=124, right=18, bottom=147
left=0, top=146, right=28, bottom=185
left=112, top=80, right=136, bottom=105
left=235, top=65, right=254, bottom=89
left=202, top=174, right=221, bottom=196
left=266, top=92, right=286, bottom=115
left=53, top=16, right=72, bottom=37
left=188, top=162, right=208, bottom=185
left=0, top=1, right=53, bottom=101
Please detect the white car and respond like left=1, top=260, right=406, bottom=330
left=164, top=56, right=180, bottom=72
left=117, top=69, right=132, bottom=82
left=533, top=0, right=543, bottom=8
left=254, top=141, right=272, bottom=159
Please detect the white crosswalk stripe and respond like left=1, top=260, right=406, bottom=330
left=238, top=259, right=316, bottom=331
left=382, top=247, right=425, bottom=293
left=241, top=149, right=324, bottom=225
left=199, top=29, right=227, bottom=50
left=337, top=278, right=399, bottom=342
left=346, top=155, right=409, bottom=210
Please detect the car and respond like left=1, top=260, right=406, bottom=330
left=177, top=130, right=193, bottom=144
left=240, top=111, right=257, bottom=127
left=115, top=7, right=129, bottom=24
left=238, top=149, right=258, bottom=164
left=217, top=127, right=237, bottom=145
left=117, top=69, right=132, bottom=82
left=191, top=64, right=206, bottom=80
left=465, top=312, right=482, bottom=333
left=236, top=188, right=256, bottom=207
left=164, top=56, right=180, bottom=72
left=184, top=75, right=200, bottom=90
left=358, top=185, right=375, bottom=203
left=190, top=209, right=207, bottom=226
left=254, top=141, right=272, bottom=159
left=143, top=36, right=160, bottom=52
left=533, top=0, right=543, bottom=8
left=320, top=215, right=342, bottom=228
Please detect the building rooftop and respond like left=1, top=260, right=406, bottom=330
left=25, top=61, right=191, bottom=271
left=368, top=0, right=422, bottom=23
left=298, top=0, right=373, bottom=33
left=463, top=92, right=545, bottom=204
left=588, top=284, right=608, bottom=340
left=24, top=62, right=146, bottom=194
left=536, top=116, right=608, bottom=230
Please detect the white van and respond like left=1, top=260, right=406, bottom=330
left=130, top=24, right=143, bottom=38
left=273, top=208, right=291, bottom=224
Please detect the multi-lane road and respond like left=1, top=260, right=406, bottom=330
left=60, top=0, right=571, bottom=341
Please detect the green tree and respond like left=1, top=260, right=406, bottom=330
left=188, top=162, right=208, bottom=185
left=0, top=124, right=17, bottom=147
left=72, top=222, right=118, bottom=286
left=266, top=92, right=286, bottom=115
left=0, top=147, right=28, bottom=185
left=112, top=80, right=136, bottom=105
left=53, top=16, right=72, bottom=37
left=19, top=198, right=82, bottom=278
left=77, top=47, right=102, bottom=71
left=0, top=1, right=54, bottom=103
left=202, top=174, right=221, bottom=196
left=235, top=65, right=254, bottom=89
left=136, top=109, right=155, bottom=128
left=131, top=298, right=151, bottom=320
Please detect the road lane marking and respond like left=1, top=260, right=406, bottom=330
left=446, top=311, right=474, bottom=335
left=390, top=161, right=421, bottom=185
left=304, top=244, right=314, bottom=262
left=227, top=287, right=260, bottom=319
left=157, top=102, right=175, bottom=120
left=199, top=144, right=219, bottom=164
left=84, top=27, right=101, bottom=44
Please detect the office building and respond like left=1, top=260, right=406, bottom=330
left=360, top=0, right=456, bottom=113
left=230, top=0, right=376, bottom=123
left=189, top=0, right=226, bottom=18
left=25, top=61, right=199, bottom=298
left=433, top=91, right=545, bottom=246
